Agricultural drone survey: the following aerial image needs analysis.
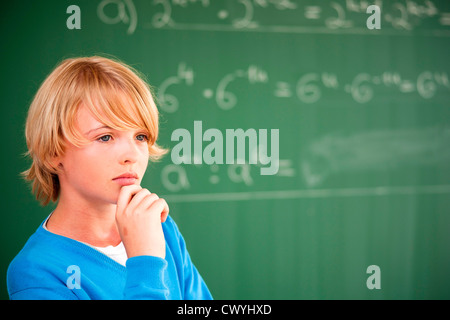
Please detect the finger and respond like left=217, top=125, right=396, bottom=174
left=149, top=198, right=169, bottom=223
left=138, top=193, right=160, bottom=212
left=126, top=188, right=152, bottom=214
left=116, top=185, right=142, bottom=214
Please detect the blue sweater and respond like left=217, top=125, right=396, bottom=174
left=7, top=215, right=212, bottom=300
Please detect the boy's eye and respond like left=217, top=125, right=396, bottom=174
left=98, top=135, right=112, bottom=142
left=136, top=134, right=149, bottom=142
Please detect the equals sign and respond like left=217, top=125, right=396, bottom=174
left=305, top=6, right=321, bottom=19
left=440, top=13, right=450, bottom=26
left=276, top=159, right=296, bottom=177
left=274, top=82, right=292, bottom=98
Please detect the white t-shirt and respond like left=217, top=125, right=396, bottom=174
left=91, top=242, right=127, bottom=266
left=43, top=215, right=128, bottom=266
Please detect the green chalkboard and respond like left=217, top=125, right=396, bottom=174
left=1, top=0, right=450, bottom=299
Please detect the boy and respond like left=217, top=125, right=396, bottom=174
left=7, top=56, right=212, bottom=300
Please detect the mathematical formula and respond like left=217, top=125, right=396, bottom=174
left=97, top=0, right=450, bottom=35
left=157, top=63, right=450, bottom=112
left=157, top=125, right=450, bottom=194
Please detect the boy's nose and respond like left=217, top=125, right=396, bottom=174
left=118, top=139, right=139, bottom=165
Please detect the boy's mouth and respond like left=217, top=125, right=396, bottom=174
left=113, top=172, right=138, bottom=186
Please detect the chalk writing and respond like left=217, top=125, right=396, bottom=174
left=158, top=64, right=449, bottom=108
left=96, top=0, right=450, bottom=36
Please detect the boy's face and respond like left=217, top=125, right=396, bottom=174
left=55, top=103, right=150, bottom=206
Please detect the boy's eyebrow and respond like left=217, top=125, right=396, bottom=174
left=84, top=125, right=111, bottom=136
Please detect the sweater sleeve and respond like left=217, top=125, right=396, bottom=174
left=123, top=255, right=170, bottom=300
left=7, top=258, right=87, bottom=300
left=181, top=247, right=213, bottom=300
left=167, top=218, right=213, bottom=300
left=9, top=287, right=79, bottom=300
left=8, top=255, right=171, bottom=300
left=124, top=216, right=212, bottom=300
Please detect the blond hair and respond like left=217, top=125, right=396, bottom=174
left=23, top=56, right=167, bottom=206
